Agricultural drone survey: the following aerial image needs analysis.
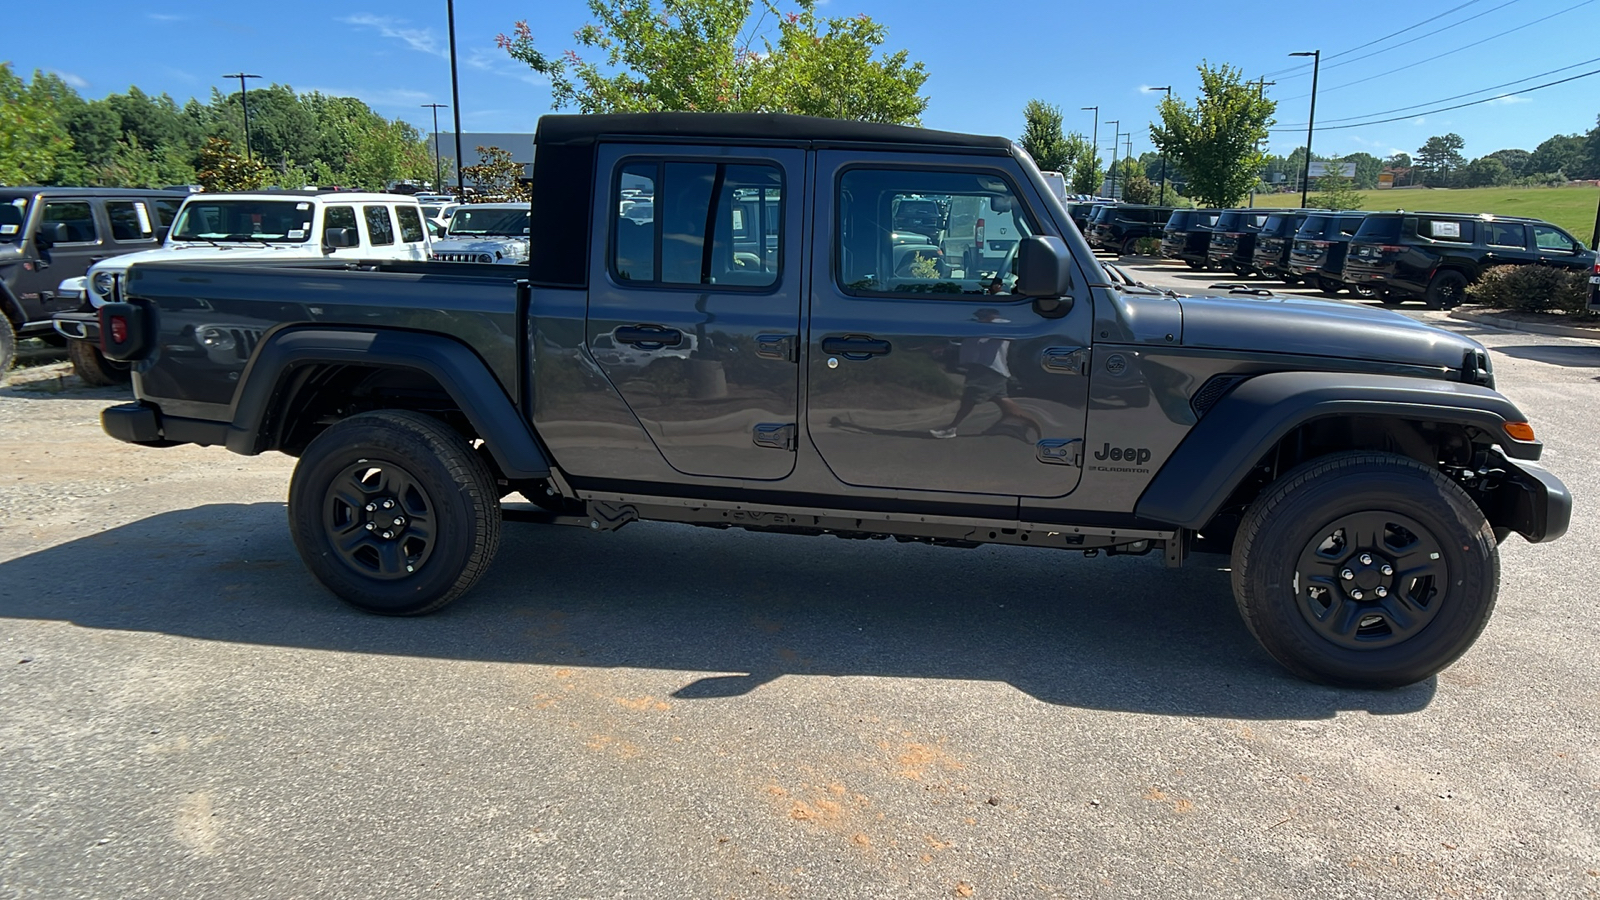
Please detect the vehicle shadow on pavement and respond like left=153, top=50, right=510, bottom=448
left=0, top=502, right=1435, bottom=720
left=1494, top=344, right=1600, bottom=368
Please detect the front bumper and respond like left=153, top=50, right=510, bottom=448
left=1489, top=451, right=1571, bottom=543
left=52, top=310, right=100, bottom=342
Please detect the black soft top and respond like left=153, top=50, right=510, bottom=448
left=527, top=113, right=1016, bottom=288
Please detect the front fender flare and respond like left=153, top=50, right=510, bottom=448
left=227, top=326, right=550, bottom=480
left=1134, top=371, right=1540, bottom=529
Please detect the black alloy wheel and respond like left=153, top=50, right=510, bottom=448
left=1425, top=269, right=1468, bottom=310
left=1293, top=511, right=1446, bottom=650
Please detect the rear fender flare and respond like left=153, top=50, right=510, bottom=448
left=1134, top=371, right=1538, bottom=529
left=227, top=327, right=550, bottom=480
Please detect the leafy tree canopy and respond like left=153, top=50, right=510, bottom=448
left=1148, top=62, right=1276, bottom=208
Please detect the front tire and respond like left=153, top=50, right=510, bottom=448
left=68, top=339, right=132, bottom=386
left=0, top=316, right=15, bottom=377
left=1231, top=452, right=1498, bottom=687
left=288, top=410, right=502, bottom=615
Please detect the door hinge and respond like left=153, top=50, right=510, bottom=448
left=1041, top=346, right=1090, bottom=375
left=1036, top=438, right=1082, bottom=466
left=756, top=333, right=798, bottom=363
left=753, top=422, right=797, bottom=451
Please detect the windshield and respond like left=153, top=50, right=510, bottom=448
left=171, top=200, right=315, bottom=243
left=0, top=196, right=28, bottom=243
left=447, top=207, right=530, bottom=237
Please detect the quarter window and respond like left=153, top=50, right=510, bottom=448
left=364, top=206, right=395, bottom=246
left=836, top=168, right=1036, bottom=297
left=153, top=198, right=181, bottom=228
left=1422, top=218, right=1472, bottom=242
left=106, top=201, right=153, bottom=242
left=610, top=160, right=782, bottom=288
left=42, top=201, right=98, bottom=243
left=395, top=206, right=425, bottom=243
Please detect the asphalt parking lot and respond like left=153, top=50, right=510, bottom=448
left=2, top=280, right=1598, bottom=897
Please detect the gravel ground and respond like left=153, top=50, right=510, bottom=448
left=2, top=295, right=1597, bottom=900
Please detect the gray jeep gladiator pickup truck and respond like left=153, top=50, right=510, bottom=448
left=92, top=113, right=1570, bottom=687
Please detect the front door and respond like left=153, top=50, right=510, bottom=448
left=21, top=199, right=108, bottom=320
left=584, top=144, right=804, bottom=481
left=805, top=152, right=1093, bottom=498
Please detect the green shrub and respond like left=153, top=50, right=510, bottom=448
left=1135, top=236, right=1162, bottom=256
left=1464, top=265, right=1591, bottom=315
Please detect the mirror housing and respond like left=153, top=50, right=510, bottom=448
left=36, top=222, right=70, bottom=246
left=1014, top=235, right=1073, bottom=299
left=322, top=227, right=359, bottom=250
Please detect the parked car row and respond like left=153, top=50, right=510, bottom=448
left=1158, top=206, right=1596, bottom=309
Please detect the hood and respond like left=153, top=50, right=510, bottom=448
left=91, top=242, right=317, bottom=276
left=1176, top=293, right=1481, bottom=372
left=431, top=236, right=529, bottom=262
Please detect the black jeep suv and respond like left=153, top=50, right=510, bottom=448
left=0, top=187, right=185, bottom=373
left=1087, top=204, right=1176, bottom=256
left=1344, top=211, right=1596, bottom=309
left=1158, top=208, right=1220, bottom=268
left=1287, top=211, right=1368, bottom=295
left=1206, top=209, right=1286, bottom=274
left=1250, top=210, right=1311, bottom=282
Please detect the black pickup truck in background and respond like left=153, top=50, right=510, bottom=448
left=93, top=113, right=1569, bottom=688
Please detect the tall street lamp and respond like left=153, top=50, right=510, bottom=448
left=1146, top=86, right=1171, bottom=204
left=1105, top=119, right=1120, bottom=200
left=1290, top=50, right=1321, bottom=209
left=1080, top=106, right=1098, bottom=195
left=422, top=103, right=449, bottom=193
left=447, top=0, right=466, bottom=198
left=222, top=72, right=262, bottom=160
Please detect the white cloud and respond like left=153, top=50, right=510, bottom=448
left=302, top=86, right=436, bottom=108
left=1486, top=94, right=1531, bottom=105
left=47, top=69, right=88, bottom=89
left=339, top=14, right=446, bottom=58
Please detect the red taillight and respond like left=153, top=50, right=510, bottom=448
left=1312, top=240, right=1332, bottom=248
left=110, top=316, right=129, bottom=344
left=1379, top=245, right=1405, bottom=254
left=975, top=218, right=985, bottom=246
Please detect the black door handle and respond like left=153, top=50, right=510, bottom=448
left=613, top=325, right=683, bottom=347
left=821, top=335, right=891, bottom=359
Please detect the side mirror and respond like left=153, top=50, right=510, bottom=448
left=323, top=227, right=358, bottom=250
left=37, top=222, right=70, bottom=245
left=1014, top=235, right=1073, bottom=299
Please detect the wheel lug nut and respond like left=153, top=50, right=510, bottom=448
left=1359, top=553, right=1373, bottom=565
left=393, top=517, right=404, bottom=526
left=1380, top=564, right=1394, bottom=576
left=383, top=500, right=395, bottom=509
left=1350, top=589, right=1364, bottom=600
left=382, top=531, right=394, bottom=539
left=1376, top=586, right=1389, bottom=598
left=365, top=522, right=375, bottom=531
left=365, top=503, right=376, bottom=512
left=1341, top=569, right=1355, bottom=580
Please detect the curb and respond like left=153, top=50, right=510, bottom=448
left=1448, top=308, right=1600, bottom=342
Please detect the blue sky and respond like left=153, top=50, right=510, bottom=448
left=10, top=0, right=1600, bottom=162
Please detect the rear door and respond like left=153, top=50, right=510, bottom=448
left=1483, top=221, right=1534, bottom=267
left=806, top=151, right=1092, bottom=499
left=584, top=143, right=804, bottom=481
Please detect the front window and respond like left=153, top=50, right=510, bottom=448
left=170, top=200, right=315, bottom=242
left=1533, top=225, right=1578, bottom=252
left=836, top=168, right=1036, bottom=297
left=447, top=207, right=531, bottom=237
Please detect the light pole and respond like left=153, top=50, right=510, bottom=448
left=422, top=103, right=448, bottom=193
left=447, top=0, right=465, bottom=198
left=222, top=72, right=262, bottom=159
left=1105, top=119, right=1120, bottom=200
left=1146, top=86, right=1171, bottom=205
left=1290, top=50, right=1321, bottom=209
left=1080, top=106, right=1098, bottom=196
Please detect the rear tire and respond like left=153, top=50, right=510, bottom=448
left=1315, top=275, right=1344, bottom=296
left=1184, top=259, right=1204, bottom=270
left=68, top=339, right=132, bottom=386
left=1120, top=236, right=1139, bottom=257
left=288, top=410, right=502, bottom=616
left=1424, top=269, right=1468, bottom=310
left=0, top=316, right=15, bottom=377
left=1231, top=451, right=1498, bottom=687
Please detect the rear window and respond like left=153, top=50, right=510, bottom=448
left=1337, top=216, right=1365, bottom=236
left=1263, top=214, right=1297, bottom=235
left=1297, top=216, right=1333, bottom=238
left=1165, top=211, right=1188, bottom=229
left=1353, top=216, right=1404, bottom=242
left=1214, top=211, right=1244, bottom=230
left=1091, top=206, right=1117, bottom=224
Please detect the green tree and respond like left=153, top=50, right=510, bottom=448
left=1486, top=148, right=1531, bottom=178
left=1019, top=100, right=1071, bottom=172
left=1342, top=152, right=1382, bottom=190
left=196, top=136, right=270, bottom=191
left=1309, top=163, right=1363, bottom=210
left=1462, top=156, right=1512, bottom=188
left=459, top=146, right=531, bottom=202
left=1148, top=62, right=1276, bottom=208
left=1530, top=133, right=1585, bottom=179
left=0, top=65, right=74, bottom=185
left=497, top=0, right=927, bottom=123
left=1063, top=133, right=1100, bottom=194
left=1415, top=133, right=1466, bottom=186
